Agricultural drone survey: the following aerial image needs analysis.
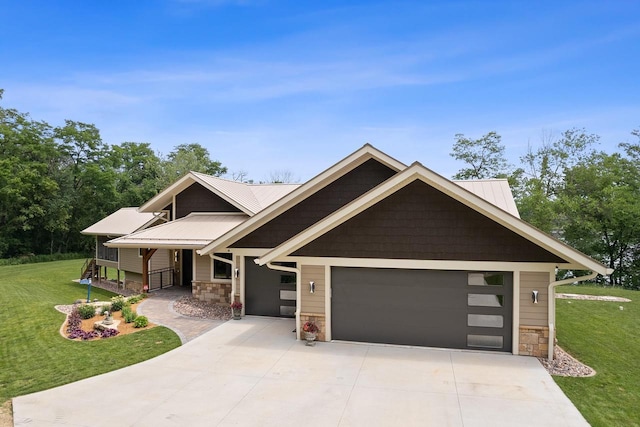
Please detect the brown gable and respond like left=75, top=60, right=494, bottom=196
left=176, top=182, right=241, bottom=218
left=232, top=159, right=397, bottom=248
left=292, top=180, right=565, bottom=263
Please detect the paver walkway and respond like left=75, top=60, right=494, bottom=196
left=137, top=287, right=226, bottom=343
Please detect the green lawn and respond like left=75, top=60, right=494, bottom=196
left=554, top=285, right=639, bottom=427
left=0, top=259, right=181, bottom=405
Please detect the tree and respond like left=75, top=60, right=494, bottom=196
left=109, top=142, right=162, bottom=207
left=0, top=92, right=62, bottom=257
left=266, top=169, right=299, bottom=184
left=54, top=120, right=118, bottom=253
left=157, top=143, right=227, bottom=189
left=450, top=131, right=511, bottom=180
left=559, top=149, right=640, bottom=288
left=518, top=128, right=598, bottom=233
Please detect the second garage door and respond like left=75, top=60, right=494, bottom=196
left=331, top=267, right=512, bottom=352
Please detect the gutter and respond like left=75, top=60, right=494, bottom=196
left=263, top=261, right=301, bottom=341
left=547, top=271, right=598, bottom=360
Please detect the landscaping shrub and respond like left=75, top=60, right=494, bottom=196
left=77, top=304, right=96, bottom=319
left=122, top=306, right=137, bottom=323
left=110, top=295, right=126, bottom=312
left=127, top=295, right=143, bottom=304
left=66, top=307, right=99, bottom=340
left=134, top=316, right=148, bottom=328
left=100, top=329, right=119, bottom=338
left=100, top=304, right=111, bottom=315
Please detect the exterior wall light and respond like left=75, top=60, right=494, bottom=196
left=532, top=290, right=539, bottom=304
left=310, top=281, right=315, bottom=294
left=234, top=268, right=239, bottom=278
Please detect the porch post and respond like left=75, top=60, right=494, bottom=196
left=142, top=248, right=157, bottom=292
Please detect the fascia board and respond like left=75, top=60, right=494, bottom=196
left=198, top=144, right=407, bottom=255
left=257, top=163, right=609, bottom=275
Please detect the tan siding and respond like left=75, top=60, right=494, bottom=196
left=120, top=248, right=142, bottom=273
left=301, top=265, right=325, bottom=314
left=150, top=249, right=171, bottom=271
left=520, top=271, right=551, bottom=326
left=194, top=253, right=211, bottom=281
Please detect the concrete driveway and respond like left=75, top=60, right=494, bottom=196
left=14, top=317, right=588, bottom=426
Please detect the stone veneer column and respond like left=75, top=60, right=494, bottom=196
left=519, top=326, right=550, bottom=357
left=192, top=281, right=232, bottom=304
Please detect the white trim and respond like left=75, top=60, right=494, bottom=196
left=191, top=249, right=196, bottom=289
left=269, top=257, right=561, bottom=272
left=139, top=171, right=256, bottom=216
left=547, top=271, right=598, bottom=360
left=198, top=144, right=407, bottom=256
left=512, top=271, right=520, bottom=355
left=239, top=256, right=245, bottom=315
left=324, top=264, right=332, bottom=341
left=256, top=163, right=609, bottom=275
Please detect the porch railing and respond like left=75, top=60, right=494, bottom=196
left=147, top=267, right=175, bottom=291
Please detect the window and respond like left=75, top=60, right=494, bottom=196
left=468, top=314, right=504, bottom=328
left=468, top=294, right=504, bottom=307
left=467, top=334, right=503, bottom=349
left=213, top=253, right=232, bottom=279
left=468, top=272, right=504, bottom=286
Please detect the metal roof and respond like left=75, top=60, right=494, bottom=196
left=454, top=179, right=520, bottom=218
left=105, top=213, right=248, bottom=249
left=81, top=208, right=162, bottom=236
left=139, top=171, right=301, bottom=215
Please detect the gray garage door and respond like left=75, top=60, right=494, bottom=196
left=331, top=267, right=512, bottom=352
left=245, top=257, right=296, bottom=317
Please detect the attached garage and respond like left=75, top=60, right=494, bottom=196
left=331, top=267, right=513, bottom=352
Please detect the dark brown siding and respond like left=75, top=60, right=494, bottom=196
left=232, top=159, right=397, bottom=248
left=176, top=182, right=241, bottom=218
left=293, top=180, right=565, bottom=263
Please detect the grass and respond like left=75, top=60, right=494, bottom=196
left=0, top=259, right=181, bottom=404
left=554, top=284, right=639, bottom=427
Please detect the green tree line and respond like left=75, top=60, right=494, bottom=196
left=0, top=89, right=226, bottom=257
left=451, top=129, right=640, bottom=289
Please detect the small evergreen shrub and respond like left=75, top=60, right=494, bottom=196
left=110, top=295, right=126, bottom=312
left=133, top=316, right=148, bottom=328
left=77, top=304, right=96, bottom=319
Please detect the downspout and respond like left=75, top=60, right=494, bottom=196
left=209, top=254, right=235, bottom=308
left=547, top=271, right=597, bottom=360
left=265, top=261, right=301, bottom=341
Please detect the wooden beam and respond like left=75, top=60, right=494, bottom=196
left=142, top=248, right=158, bottom=292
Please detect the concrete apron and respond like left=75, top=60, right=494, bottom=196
left=14, top=317, right=588, bottom=427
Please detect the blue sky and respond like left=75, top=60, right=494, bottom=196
left=1, top=1, right=638, bottom=182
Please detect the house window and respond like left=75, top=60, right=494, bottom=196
left=467, top=334, right=503, bottom=349
left=468, top=294, right=504, bottom=307
left=468, top=314, right=504, bottom=328
left=213, top=253, right=232, bottom=279
left=468, top=272, right=504, bottom=286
